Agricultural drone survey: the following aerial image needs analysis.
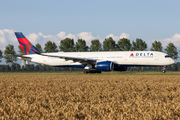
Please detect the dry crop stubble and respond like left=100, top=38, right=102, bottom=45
left=0, top=74, right=180, bottom=119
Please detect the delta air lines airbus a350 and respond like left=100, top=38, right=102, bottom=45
left=14, top=32, right=175, bottom=73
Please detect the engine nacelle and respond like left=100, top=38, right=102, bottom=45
left=96, top=61, right=113, bottom=71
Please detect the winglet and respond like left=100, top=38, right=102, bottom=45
left=15, top=32, right=41, bottom=55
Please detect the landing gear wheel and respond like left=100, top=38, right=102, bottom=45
left=162, top=66, right=166, bottom=73
left=163, top=70, right=166, bottom=73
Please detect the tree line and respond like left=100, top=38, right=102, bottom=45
left=0, top=37, right=179, bottom=72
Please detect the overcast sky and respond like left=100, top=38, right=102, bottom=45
left=0, top=0, right=180, bottom=62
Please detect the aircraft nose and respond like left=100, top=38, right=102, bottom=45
left=171, top=59, right=175, bottom=64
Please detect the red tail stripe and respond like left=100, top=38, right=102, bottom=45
left=17, top=38, right=31, bottom=45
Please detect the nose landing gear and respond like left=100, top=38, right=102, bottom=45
left=162, top=66, right=166, bottom=73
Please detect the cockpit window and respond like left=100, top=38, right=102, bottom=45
left=165, top=55, right=171, bottom=58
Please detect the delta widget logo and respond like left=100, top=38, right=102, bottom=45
left=130, top=53, right=134, bottom=57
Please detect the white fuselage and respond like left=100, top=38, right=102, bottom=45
left=20, top=51, right=175, bottom=67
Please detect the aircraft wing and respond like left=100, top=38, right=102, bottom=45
left=40, top=53, right=97, bottom=64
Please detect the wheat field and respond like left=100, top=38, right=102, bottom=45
left=0, top=74, right=180, bottom=119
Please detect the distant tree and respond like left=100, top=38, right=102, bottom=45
left=4, top=44, right=17, bottom=72
left=150, top=40, right=162, bottom=51
left=14, top=63, right=21, bottom=72
left=45, top=65, right=50, bottom=71
left=164, top=42, right=178, bottom=60
left=60, top=38, right=75, bottom=52
left=4, top=65, right=10, bottom=72
left=44, top=41, right=58, bottom=52
left=34, top=64, right=39, bottom=71
left=90, top=39, right=102, bottom=51
left=29, top=64, right=34, bottom=71
left=26, top=65, right=30, bottom=71
left=0, top=50, right=3, bottom=62
left=103, top=37, right=116, bottom=51
left=41, top=65, right=45, bottom=71
left=75, top=39, right=88, bottom=52
left=132, top=38, right=147, bottom=51
left=4, top=44, right=17, bottom=64
left=35, top=43, right=43, bottom=53
left=117, top=38, right=131, bottom=51
left=18, top=45, right=24, bottom=55
left=0, top=65, right=5, bottom=72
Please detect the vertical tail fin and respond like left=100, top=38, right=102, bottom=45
left=15, top=32, right=40, bottom=55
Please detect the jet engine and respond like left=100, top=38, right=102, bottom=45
left=96, top=61, right=113, bottom=71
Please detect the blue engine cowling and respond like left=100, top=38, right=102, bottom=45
left=96, top=61, right=113, bottom=71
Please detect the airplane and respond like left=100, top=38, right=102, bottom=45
left=14, top=32, right=175, bottom=73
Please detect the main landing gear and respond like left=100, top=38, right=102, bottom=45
left=83, top=64, right=101, bottom=74
left=162, top=66, right=166, bottom=73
